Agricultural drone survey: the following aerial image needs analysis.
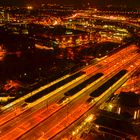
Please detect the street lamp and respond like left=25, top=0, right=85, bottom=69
left=27, top=6, right=33, bottom=10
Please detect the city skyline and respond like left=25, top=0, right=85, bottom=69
left=0, top=0, right=140, bottom=8
left=0, top=0, right=139, bottom=139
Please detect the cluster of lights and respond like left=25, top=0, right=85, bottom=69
left=27, top=6, right=33, bottom=10
left=72, top=114, right=95, bottom=136
left=0, top=45, right=7, bottom=61
left=103, top=25, right=128, bottom=33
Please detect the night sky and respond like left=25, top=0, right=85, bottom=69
left=0, top=0, right=139, bottom=8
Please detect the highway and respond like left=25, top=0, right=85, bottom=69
left=53, top=54, right=140, bottom=140
left=115, top=68, right=140, bottom=94
left=0, top=44, right=139, bottom=140
left=0, top=44, right=137, bottom=125
left=19, top=52, right=140, bottom=140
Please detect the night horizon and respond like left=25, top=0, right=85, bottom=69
left=0, top=0, right=140, bottom=8
left=0, top=0, right=140, bottom=139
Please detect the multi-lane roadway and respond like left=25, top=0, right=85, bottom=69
left=0, top=44, right=139, bottom=140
